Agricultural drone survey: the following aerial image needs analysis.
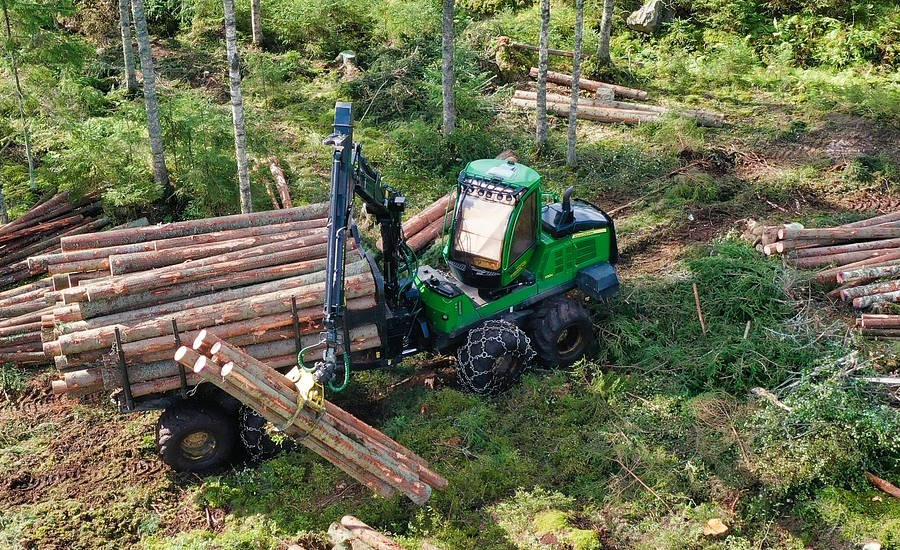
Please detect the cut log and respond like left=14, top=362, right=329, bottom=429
left=788, top=247, right=900, bottom=269
left=60, top=203, right=329, bottom=251
left=787, top=237, right=900, bottom=259
left=529, top=67, right=648, bottom=100
left=512, top=98, right=662, bottom=125
left=780, top=225, right=900, bottom=241
left=340, top=516, right=405, bottom=550
left=407, top=217, right=448, bottom=251
left=269, top=158, right=293, bottom=208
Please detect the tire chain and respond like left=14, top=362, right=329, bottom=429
left=457, top=319, right=536, bottom=395
left=239, top=406, right=268, bottom=463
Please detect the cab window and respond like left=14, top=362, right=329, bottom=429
left=509, top=192, right=536, bottom=264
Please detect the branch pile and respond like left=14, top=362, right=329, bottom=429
left=0, top=192, right=109, bottom=288
left=38, top=204, right=382, bottom=400
left=511, top=69, right=724, bottom=127
left=746, top=212, right=900, bottom=339
left=179, top=333, right=447, bottom=504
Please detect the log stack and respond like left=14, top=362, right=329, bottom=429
left=0, top=218, right=150, bottom=366
left=36, top=203, right=383, bottom=399
left=179, top=333, right=447, bottom=504
left=511, top=69, right=725, bottom=127
left=746, top=212, right=900, bottom=339
left=0, top=192, right=109, bottom=288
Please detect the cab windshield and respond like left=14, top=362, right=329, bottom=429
left=451, top=192, right=515, bottom=271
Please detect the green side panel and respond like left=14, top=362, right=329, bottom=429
left=416, top=226, right=613, bottom=336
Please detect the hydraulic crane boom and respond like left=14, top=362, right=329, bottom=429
left=313, top=102, right=410, bottom=385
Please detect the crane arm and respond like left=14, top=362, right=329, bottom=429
left=310, top=102, right=407, bottom=386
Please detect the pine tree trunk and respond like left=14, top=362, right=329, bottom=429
left=223, top=0, right=252, bottom=213
left=131, top=0, right=171, bottom=193
left=0, top=185, right=7, bottom=224
left=441, top=0, right=455, bottom=137
left=566, top=0, right=584, bottom=168
left=535, top=0, right=550, bottom=149
left=118, top=0, right=138, bottom=92
left=250, top=0, right=263, bottom=45
left=2, top=1, right=35, bottom=191
left=596, top=0, right=614, bottom=65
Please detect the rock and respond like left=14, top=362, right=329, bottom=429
left=627, top=0, right=665, bottom=34
left=862, top=542, right=882, bottom=550
left=703, top=518, right=728, bottom=536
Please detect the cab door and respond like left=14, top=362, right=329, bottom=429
left=502, top=190, right=539, bottom=286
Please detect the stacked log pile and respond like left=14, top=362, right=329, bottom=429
left=746, top=212, right=900, bottom=339
left=0, top=192, right=109, bottom=287
left=180, top=333, right=447, bottom=504
left=0, top=218, right=150, bottom=365
left=511, top=69, right=725, bottom=127
left=39, top=204, right=383, bottom=399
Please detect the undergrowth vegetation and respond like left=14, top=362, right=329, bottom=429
left=1, top=0, right=899, bottom=547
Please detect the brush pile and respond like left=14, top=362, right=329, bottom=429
left=38, top=204, right=382, bottom=400
left=511, top=68, right=725, bottom=127
left=0, top=192, right=109, bottom=288
left=179, top=332, right=447, bottom=504
left=747, top=211, right=900, bottom=339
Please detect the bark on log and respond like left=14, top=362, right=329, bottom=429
left=818, top=254, right=900, bottom=284
left=108, top=227, right=327, bottom=275
left=837, top=264, right=900, bottom=284
left=840, top=279, right=900, bottom=301
left=269, top=158, right=293, bottom=208
left=529, top=67, right=649, bottom=100
left=512, top=98, right=662, bottom=125
left=70, top=234, right=333, bottom=303
left=60, top=203, right=328, bottom=251
left=513, top=89, right=723, bottom=126
left=789, top=247, right=900, bottom=269
left=340, top=516, right=405, bottom=550
left=407, top=217, right=448, bottom=251
left=854, top=289, right=900, bottom=309
left=787, top=237, right=900, bottom=259
left=53, top=272, right=375, bottom=356
left=841, top=212, right=900, bottom=229
left=781, top=225, right=900, bottom=241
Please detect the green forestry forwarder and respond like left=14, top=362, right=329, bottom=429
left=152, top=102, right=620, bottom=471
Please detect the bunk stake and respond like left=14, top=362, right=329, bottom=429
left=114, top=327, right=134, bottom=411
left=172, top=318, right=188, bottom=396
left=291, top=295, right=301, bottom=354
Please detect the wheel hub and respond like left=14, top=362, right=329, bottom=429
left=556, top=325, right=583, bottom=356
left=180, top=430, right=217, bottom=461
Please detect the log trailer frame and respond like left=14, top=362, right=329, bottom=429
left=144, top=102, right=620, bottom=472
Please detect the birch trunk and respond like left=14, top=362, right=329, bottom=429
left=131, top=0, right=171, bottom=192
left=596, top=0, right=614, bottom=65
left=535, top=0, right=550, bottom=149
left=441, top=0, right=455, bottom=137
left=566, top=0, right=583, bottom=168
left=2, top=1, right=35, bottom=190
left=250, top=0, right=263, bottom=45
left=118, top=0, right=137, bottom=92
left=223, top=0, right=252, bottom=214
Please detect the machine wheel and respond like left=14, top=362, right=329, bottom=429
left=528, top=296, right=595, bottom=368
left=238, top=406, right=285, bottom=463
left=156, top=402, right=237, bottom=473
left=456, top=319, right=536, bottom=395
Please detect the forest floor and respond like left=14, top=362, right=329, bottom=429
left=2, top=25, right=900, bottom=550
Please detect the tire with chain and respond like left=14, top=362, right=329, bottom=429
left=238, top=406, right=285, bottom=463
left=456, top=319, right=536, bottom=395
left=156, top=402, right=236, bottom=473
left=528, top=296, right=595, bottom=368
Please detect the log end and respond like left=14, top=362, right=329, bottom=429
left=193, top=354, right=207, bottom=374
left=192, top=329, right=208, bottom=351
left=43, top=340, right=62, bottom=357
left=221, top=362, right=234, bottom=376
left=209, top=341, right=222, bottom=355
left=50, top=379, right=68, bottom=395
left=174, top=345, right=190, bottom=362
